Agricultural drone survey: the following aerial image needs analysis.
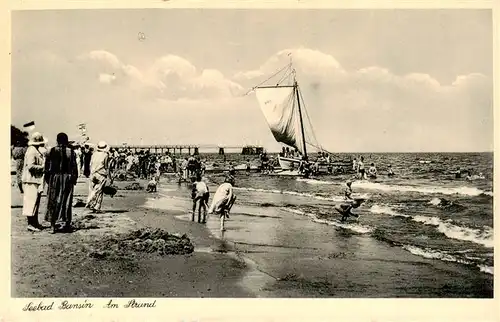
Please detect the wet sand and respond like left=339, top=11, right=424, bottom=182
left=11, top=175, right=493, bottom=298
left=11, top=177, right=254, bottom=297
left=147, top=179, right=493, bottom=298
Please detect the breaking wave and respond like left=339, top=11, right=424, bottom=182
left=353, top=181, right=492, bottom=197
left=402, top=245, right=493, bottom=275
left=369, top=205, right=494, bottom=248
left=402, top=245, right=471, bottom=264
left=297, top=178, right=493, bottom=197
left=412, top=215, right=494, bottom=248
left=282, top=208, right=373, bottom=234
left=234, top=186, right=347, bottom=202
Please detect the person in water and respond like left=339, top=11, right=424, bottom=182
left=357, top=157, right=366, bottom=179
left=367, top=163, right=377, bottom=179
left=208, top=175, right=236, bottom=231
left=344, top=179, right=353, bottom=201
left=387, top=165, right=395, bottom=177
left=336, top=178, right=363, bottom=221
left=191, top=174, right=210, bottom=223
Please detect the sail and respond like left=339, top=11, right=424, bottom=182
left=254, top=86, right=305, bottom=155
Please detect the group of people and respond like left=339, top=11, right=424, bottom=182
left=189, top=173, right=236, bottom=231
left=352, top=156, right=392, bottom=180
left=12, top=131, right=115, bottom=233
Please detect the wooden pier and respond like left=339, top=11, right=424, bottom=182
left=109, top=144, right=264, bottom=156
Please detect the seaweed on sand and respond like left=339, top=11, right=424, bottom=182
left=87, top=228, right=195, bottom=260
left=123, top=182, right=144, bottom=191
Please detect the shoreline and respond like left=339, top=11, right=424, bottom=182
left=147, top=177, right=493, bottom=298
left=11, top=174, right=493, bottom=298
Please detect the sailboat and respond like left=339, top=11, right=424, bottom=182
left=251, top=60, right=325, bottom=173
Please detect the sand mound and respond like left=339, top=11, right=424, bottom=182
left=88, top=228, right=194, bottom=260
left=124, top=182, right=143, bottom=190
left=114, top=170, right=137, bottom=181
left=73, top=214, right=100, bottom=230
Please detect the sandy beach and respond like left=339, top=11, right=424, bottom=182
left=11, top=176, right=255, bottom=298
left=11, top=173, right=493, bottom=298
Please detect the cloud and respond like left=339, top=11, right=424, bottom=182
left=234, top=47, right=345, bottom=82
left=12, top=47, right=492, bottom=152
left=77, top=51, right=243, bottom=101
left=98, top=73, right=116, bottom=84
left=233, top=47, right=492, bottom=152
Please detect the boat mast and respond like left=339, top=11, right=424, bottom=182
left=294, top=76, right=308, bottom=159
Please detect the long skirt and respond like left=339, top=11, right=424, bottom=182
left=76, top=158, right=81, bottom=177
left=45, top=174, right=74, bottom=226
left=208, top=194, right=236, bottom=215
left=87, top=173, right=106, bottom=211
left=22, top=183, right=41, bottom=218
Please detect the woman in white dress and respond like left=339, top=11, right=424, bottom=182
left=21, top=132, right=47, bottom=232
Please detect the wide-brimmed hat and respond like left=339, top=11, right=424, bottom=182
left=28, top=132, right=47, bottom=146
left=97, top=141, right=108, bottom=151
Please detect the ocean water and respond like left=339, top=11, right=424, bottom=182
left=198, top=152, right=494, bottom=276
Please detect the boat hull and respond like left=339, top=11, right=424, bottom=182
left=278, top=156, right=302, bottom=171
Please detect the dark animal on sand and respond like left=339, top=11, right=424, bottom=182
left=103, top=185, right=118, bottom=198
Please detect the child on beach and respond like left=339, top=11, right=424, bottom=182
left=344, top=179, right=353, bottom=201
left=146, top=177, right=157, bottom=193
left=191, top=174, right=209, bottom=223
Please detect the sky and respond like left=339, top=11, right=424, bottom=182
left=11, top=9, right=493, bottom=152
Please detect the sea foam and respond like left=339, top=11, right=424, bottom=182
left=369, top=205, right=494, bottom=248
left=281, top=208, right=373, bottom=234
left=297, top=178, right=493, bottom=197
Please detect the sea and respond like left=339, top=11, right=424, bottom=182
left=146, top=152, right=494, bottom=296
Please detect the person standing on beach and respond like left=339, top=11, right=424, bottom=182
left=191, top=174, right=209, bottom=223
left=12, top=143, right=28, bottom=194
left=208, top=175, right=236, bottom=231
left=21, top=132, right=47, bottom=232
left=45, top=133, right=79, bottom=233
left=181, top=157, right=189, bottom=181
left=82, top=144, right=92, bottom=178
left=86, top=141, right=110, bottom=213
left=73, top=143, right=82, bottom=177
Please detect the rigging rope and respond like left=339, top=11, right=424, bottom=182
left=241, top=62, right=292, bottom=96
left=297, top=85, right=324, bottom=153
